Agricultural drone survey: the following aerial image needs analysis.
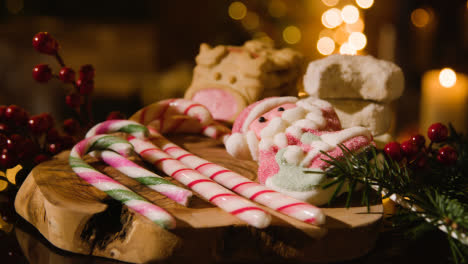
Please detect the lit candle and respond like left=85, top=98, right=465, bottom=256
left=420, top=68, right=468, bottom=133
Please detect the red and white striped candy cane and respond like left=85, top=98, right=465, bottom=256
left=92, top=150, right=193, bottom=206
left=86, top=120, right=193, bottom=206
left=69, top=135, right=176, bottom=229
left=128, top=136, right=271, bottom=229
left=149, top=128, right=325, bottom=225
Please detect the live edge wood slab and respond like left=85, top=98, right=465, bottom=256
left=14, top=134, right=383, bottom=264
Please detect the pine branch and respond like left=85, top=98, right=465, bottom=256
left=319, top=140, right=468, bottom=262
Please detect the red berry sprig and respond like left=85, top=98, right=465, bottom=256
left=31, top=32, right=95, bottom=131
left=0, top=104, right=78, bottom=174
left=383, top=122, right=458, bottom=169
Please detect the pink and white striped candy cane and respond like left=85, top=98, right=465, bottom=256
left=129, top=98, right=231, bottom=140
left=92, top=150, right=193, bottom=206
left=128, top=136, right=271, bottom=229
left=69, top=135, right=176, bottom=229
left=151, top=132, right=325, bottom=225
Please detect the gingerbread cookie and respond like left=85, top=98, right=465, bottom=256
left=185, top=40, right=304, bottom=122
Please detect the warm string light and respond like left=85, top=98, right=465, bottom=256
left=356, top=0, right=374, bottom=9
left=411, top=8, right=432, bottom=28
left=228, top=2, right=247, bottom=20
left=283, top=26, right=301, bottom=44
left=317, top=1, right=371, bottom=56
left=226, top=0, right=373, bottom=48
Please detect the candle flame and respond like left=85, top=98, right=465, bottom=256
left=439, top=68, right=457, bottom=88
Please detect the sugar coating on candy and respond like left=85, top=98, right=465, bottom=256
left=328, top=99, right=392, bottom=136
left=303, top=54, right=404, bottom=102
left=191, top=88, right=239, bottom=121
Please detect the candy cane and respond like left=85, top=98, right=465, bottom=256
left=88, top=120, right=325, bottom=225
left=70, top=135, right=176, bottom=229
left=152, top=131, right=325, bottom=225
left=129, top=99, right=231, bottom=140
left=128, top=137, right=271, bottom=228
left=92, top=150, right=193, bottom=206
left=87, top=120, right=272, bottom=228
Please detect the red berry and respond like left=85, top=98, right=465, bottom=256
left=28, top=115, right=47, bottom=134
left=4, top=105, right=28, bottom=126
left=79, top=64, right=95, bottom=81
left=33, top=154, right=50, bottom=165
left=58, top=67, right=75, bottom=83
left=47, top=143, right=62, bottom=155
left=0, top=150, right=17, bottom=169
left=77, top=79, right=94, bottom=95
left=6, top=134, right=23, bottom=151
left=428, top=123, right=448, bottom=143
left=0, top=123, right=9, bottom=134
left=410, top=134, right=426, bottom=148
left=32, top=64, right=53, bottom=83
left=437, top=146, right=458, bottom=165
left=46, top=128, right=60, bottom=143
left=65, top=93, right=81, bottom=108
left=63, top=118, right=80, bottom=135
left=384, top=142, right=403, bottom=161
left=39, top=113, right=54, bottom=131
left=106, top=111, right=125, bottom=120
left=401, top=140, right=419, bottom=157
left=32, top=32, right=59, bottom=55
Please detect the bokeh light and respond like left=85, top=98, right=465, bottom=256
left=321, top=0, right=340, bottom=7
left=317, top=37, right=335, bottom=55
left=242, top=12, right=260, bottom=30
left=322, top=8, right=342, bottom=28
left=345, top=17, right=365, bottom=32
left=228, top=2, right=247, bottom=20
left=439, top=68, right=457, bottom=88
left=319, top=28, right=335, bottom=38
left=341, top=5, right=360, bottom=24
left=268, top=0, right=287, bottom=18
left=333, top=26, right=349, bottom=44
left=348, top=32, right=367, bottom=50
left=411, top=8, right=430, bottom=28
left=283, top=26, right=302, bottom=44
left=339, top=42, right=357, bottom=55
left=356, top=0, right=374, bottom=9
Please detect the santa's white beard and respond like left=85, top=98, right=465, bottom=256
left=257, top=104, right=326, bottom=151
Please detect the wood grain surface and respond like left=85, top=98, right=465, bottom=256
left=14, top=134, right=383, bottom=263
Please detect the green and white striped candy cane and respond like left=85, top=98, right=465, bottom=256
left=69, top=134, right=176, bottom=229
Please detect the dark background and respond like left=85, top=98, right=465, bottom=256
left=0, top=0, right=467, bottom=133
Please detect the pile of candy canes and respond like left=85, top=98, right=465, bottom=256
left=70, top=99, right=325, bottom=230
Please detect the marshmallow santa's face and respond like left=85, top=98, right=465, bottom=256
left=248, top=103, right=297, bottom=138
left=225, top=96, right=374, bottom=206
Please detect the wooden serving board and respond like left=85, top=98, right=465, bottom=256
left=14, top=134, right=383, bottom=264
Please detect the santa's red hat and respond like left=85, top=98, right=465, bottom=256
left=226, top=96, right=298, bottom=160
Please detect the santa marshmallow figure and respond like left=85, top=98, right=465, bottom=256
left=225, top=96, right=373, bottom=205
